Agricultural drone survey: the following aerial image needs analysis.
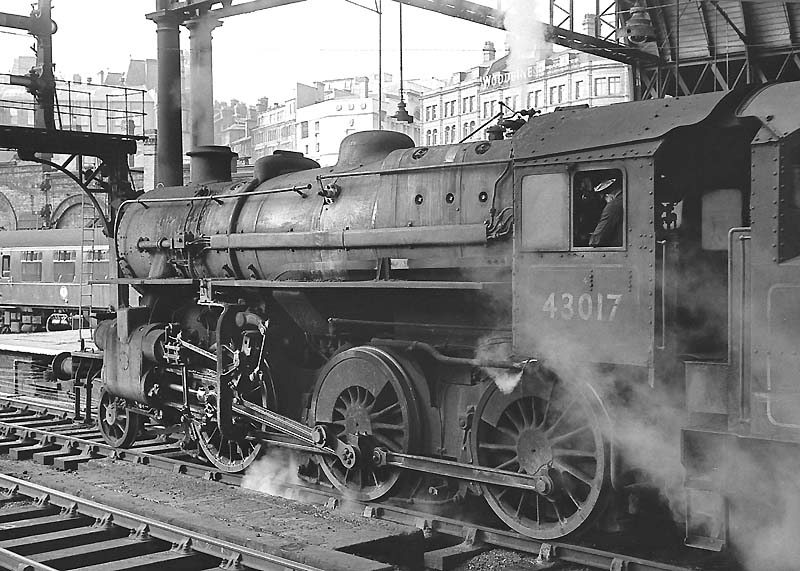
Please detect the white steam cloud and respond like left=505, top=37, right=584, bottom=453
left=500, top=0, right=551, bottom=110
left=242, top=447, right=300, bottom=499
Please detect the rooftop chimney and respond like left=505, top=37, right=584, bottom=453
left=483, top=41, right=496, bottom=63
left=583, top=13, right=598, bottom=37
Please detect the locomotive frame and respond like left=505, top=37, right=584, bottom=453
left=60, top=81, right=800, bottom=553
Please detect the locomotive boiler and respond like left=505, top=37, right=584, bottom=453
left=81, top=80, right=800, bottom=550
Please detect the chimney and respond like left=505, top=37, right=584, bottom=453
left=357, top=76, right=369, bottom=98
left=583, top=13, right=598, bottom=37
left=187, top=145, right=237, bottom=184
left=99, top=70, right=105, bottom=85
left=483, top=41, right=496, bottom=63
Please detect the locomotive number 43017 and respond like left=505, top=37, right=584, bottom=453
left=541, top=292, right=623, bottom=321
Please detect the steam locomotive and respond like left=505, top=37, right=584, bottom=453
left=70, top=80, right=799, bottom=551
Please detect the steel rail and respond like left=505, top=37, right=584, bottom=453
left=0, top=473, right=326, bottom=571
left=0, top=396, right=707, bottom=571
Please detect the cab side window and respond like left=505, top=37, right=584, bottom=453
left=572, top=169, right=625, bottom=248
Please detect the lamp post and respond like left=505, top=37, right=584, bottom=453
left=343, top=0, right=383, bottom=129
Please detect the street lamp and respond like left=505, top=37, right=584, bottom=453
left=342, top=0, right=383, bottom=129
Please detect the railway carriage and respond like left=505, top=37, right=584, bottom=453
left=69, top=81, right=800, bottom=552
left=0, top=229, right=111, bottom=332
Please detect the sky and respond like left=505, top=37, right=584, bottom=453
left=0, top=0, right=515, bottom=104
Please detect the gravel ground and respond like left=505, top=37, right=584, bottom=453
left=453, top=548, right=591, bottom=571
left=0, top=453, right=599, bottom=571
left=0, top=455, right=416, bottom=571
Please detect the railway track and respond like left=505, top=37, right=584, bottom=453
left=0, top=395, right=717, bottom=571
left=0, top=472, right=327, bottom=571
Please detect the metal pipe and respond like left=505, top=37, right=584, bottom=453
left=154, top=14, right=184, bottom=187
left=727, top=227, right=750, bottom=424
left=371, top=338, right=531, bottom=370
left=657, top=239, right=667, bottom=350
left=329, top=317, right=510, bottom=335
left=208, top=223, right=488, bottom=251
left=317, top=157, right=510, bottom=179
left=185, top=16, right=220, bottom=148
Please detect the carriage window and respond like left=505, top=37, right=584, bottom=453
left=54, top=250, right=76, bottom=282
left=21, top=251, right=42, bottom=282
left=520, top=173, right=570, bottom=251
left=572, top=169, right=625, bottom=248
left=90, top=249, right=109, bottom=280
left=1, top=255, right=9, bottom=279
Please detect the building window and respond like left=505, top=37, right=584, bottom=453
left=470, top=96, right=476, bottom=112
left=426, top=130, right=432, bottom=145
left=432, top=129, right=438, bottom=144
left=315, top=142, right=320, bottom=152
left=462, top=97, right=469, bottom=114
left=445, top=126, right=451, bottom=143
left=483, top=101, right=490, bottom=118
left=549, top=86, right=557, bottom=105
left=595, top=77, right=608, bottom=96
left=608, top=76, right=622, bottom=95
left=535, top=90, right=542, bottom=108
left=463, top=123, right=470, bottom=138
left=575, top=80, right=584, bottom=99
left=1, top=255, right=9, bottom=279
left=314, top=121, right=320, bottom=131
left=431, top=105, right=438, bottom=120
left=558, top=85, right=564, bottom=103
left=300, top=121, right=309, bottom=138
left=425, top=106, right=431, bottom=121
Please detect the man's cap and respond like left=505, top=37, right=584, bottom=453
left=594, top=178, right=618, bottom=193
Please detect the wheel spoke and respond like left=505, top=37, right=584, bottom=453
left=517, top=399, right=531, bottom=427
left=479, top=442, right=517, bottom=452
left=505, top=408, right=525, bottom=432
left=544, top=398, right=576, bottom=436
left=495, top=456, right=520, bottom=471
left=496, top=424, right=519, bottom=439
left=564, top=484, right=582, bottom=511
left=549, top=425, right=590, bottom=445
left=553, top=459, right=595, bottom=486
left=373, top=432, right=400, bottom=451
left=552, top=447, right=596, bottom=460
left=372, top=422, right=405, bottom=433
left=370, top=402, right=401, bottom=420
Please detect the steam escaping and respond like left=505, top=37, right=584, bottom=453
left=242, top=448, right=300, bottom=500
left=476, top=336, right=524, bottom=394
left=500, top=0, right=551, bottom=110
left=490, top=369, right=524, bottom=395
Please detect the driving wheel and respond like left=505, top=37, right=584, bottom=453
left=471, top=372, right=610, bottom=539
left=311, top=346, right=420, bottom=501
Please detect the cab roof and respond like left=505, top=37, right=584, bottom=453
left=511, top=90, right=738, bottom=161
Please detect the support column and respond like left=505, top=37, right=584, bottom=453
left=185, top=16, right=221, bottom=150
left=153, top=13, right=184, bottom=187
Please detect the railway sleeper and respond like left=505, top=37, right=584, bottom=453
left=9, top=440, right=61, bottom=461
left=54, top=445, right=102, bottom=470
left=33, top=442, right=83, bottom=465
